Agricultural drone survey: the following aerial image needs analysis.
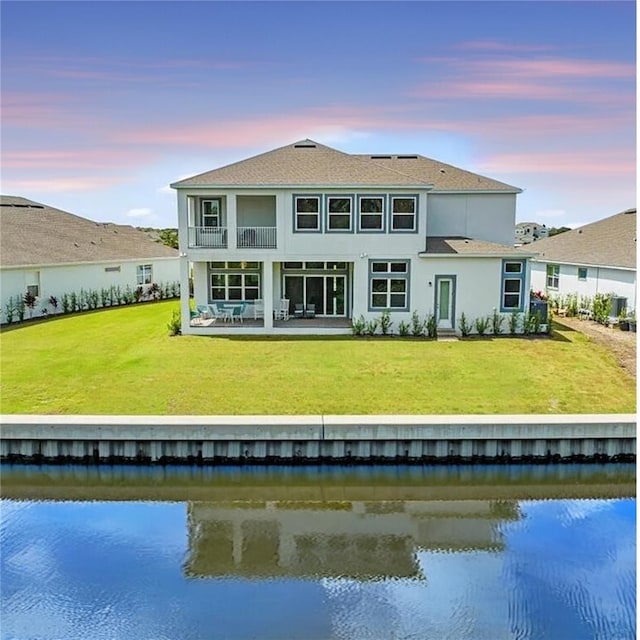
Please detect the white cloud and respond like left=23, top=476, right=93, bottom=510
left=125, top=207, right=153, bottom=218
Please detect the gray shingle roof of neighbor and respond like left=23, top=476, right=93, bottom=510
left=530, top=209, right=636, bottom=270
left=171, top=139, right=521, bottom=192
left=423, top=236, right=534, bottom=256
left=0, top=195, right=179, bottom=268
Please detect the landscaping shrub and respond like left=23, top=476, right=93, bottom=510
left=397, top=320, right=410, bottom=337
left=508, top=311, right=520, bottom=335
left=350, top=315, right=366, bottom=336
left=410, top=311, right=425, bottom=337
left=426, top=313, right=437, bottom=339
left=491, top=309, right=504, bottom=336
left=379, top=310, right=393, bottom=336
left=458, top=312, right=472, bottom=337
left=474, top=316, right=489, bottom=336
left=167, top=309, right=181, bottom=336
left=365, top=318, right=379, bottom=336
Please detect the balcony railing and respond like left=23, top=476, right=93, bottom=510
left=188, top=226, right=228, bottom=248
left=237, top=226, right=277, bottom=249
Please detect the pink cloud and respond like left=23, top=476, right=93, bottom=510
left=470, top=58, right=635, bottom=79
left=2, top=149, right=158, bottom=170
left=451, top=40, right=558, bottom=52
left=3, top=177, right=132, bottom=192
left=477, top=151, right=635, bottom=177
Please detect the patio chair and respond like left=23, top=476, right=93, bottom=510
left=230, top=303, right=245, bottom=324
left=253, top=299, right=264, bottom=320
left=208, top=304, right=230, bottom=322
left=294, top=303, right=305, bottom=319
left=196, top=305, right=211, bottom=320
left=305, top=304, right=316, bottom=319
left=276, top=298, right=290, bottom=321
left=190, top=310, right=202, bottom=325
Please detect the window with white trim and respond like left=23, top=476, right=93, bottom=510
left=578, top=267, right=588, bottom=281
left=294, top=196, right=321, bottom=231
left=390, top=196, right=417, bottom=231
left=369, top=260, right=410, bottom=311
left=201, top=199, right=221, bottom=227
left=546, top=264, right=559, bottom=289
left=136, top=264, right=152, bottom=285
left=326, top=196, right=352, bottom=231
left=25, top=270, right=40, bottom=298
left=501, top=260, right=525, bottom=311
left=210, top=272, right=260, bottom=301
left=358, top=196, right=384, bottom=231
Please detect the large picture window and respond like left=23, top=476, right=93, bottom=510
left=390, top=196, right=417, bottom=232
left=369, top=260, right=410, bottom=311
left=358, top=196, right=384, bottom=231
left=547, top=264, right=560, bottom=289
left=210, top=272, right=260, bottom=301
left=326, top=196, right=352, bottom=231
left=501, top=260, right=525, bottom=311
left=294, top=195, right=321, bottom=231
left=136, top=264, right=152, bottom=285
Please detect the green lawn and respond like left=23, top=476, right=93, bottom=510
left=0, top=300, right=635, bottom=415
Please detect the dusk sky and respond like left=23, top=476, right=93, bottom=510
left=1, top=1, right=635, bottom=231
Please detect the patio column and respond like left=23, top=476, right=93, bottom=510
left=179, top=256, right=191, bottom=334
left=227, top=193, right=237, bottom=250
left=263, top=259, right=274, bottom=330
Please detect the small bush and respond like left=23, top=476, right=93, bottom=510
left=4, top=297, right=17, bottom=324
left=592, top=293, right=611, bottom=325
left=508, top=311, right=521, bottom=335
left=16, top=295, right=25, bottom=322
left=491, top=309, right=504, bottom=336
left=474, top=316, right=489, bottom=336
left=167, top=310, right=181, bottom=336
left=458, top=312, right=472, bottom=337
left=410, top=311, right=425, bottom=337
left=398, top=320, right=410, bottom=337
left=425, top=314, right=437, bottom=339
left=351, top=315, right=366, bottom=336
left=566, top=293, right=579, bottom=317
left=365, top=319, right=379, bottom=336
left=379, top=310, right=393, bottom=336
left=23, top=291, right=37, bottom=318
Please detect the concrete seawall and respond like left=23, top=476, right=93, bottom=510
left=1, top=414, right=636, bottom=464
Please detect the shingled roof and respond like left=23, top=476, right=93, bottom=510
left=171, top=139, right=521, bottom=192
left=0, top=195, right=178, bottom=268
left=531, top=209, right=636, bottom=270
left=422, top=236, right=533, bottom=257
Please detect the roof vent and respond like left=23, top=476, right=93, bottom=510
left=623, top=208, right=636, bottom=214
left=294, top=143, right=316, bottom=148
left=439, top=169, right=446, bottom=173
left=371, top=155, right=392, bottom=159
left=397, top=155, right=418, bottom=159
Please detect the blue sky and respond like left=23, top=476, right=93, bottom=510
left=1, top=1, right=635, bottom=230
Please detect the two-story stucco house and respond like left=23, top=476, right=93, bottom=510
left=171, top=140, right=533, bottom=335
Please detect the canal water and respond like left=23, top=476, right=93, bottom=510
left=0, top=464, right=635, bottom=640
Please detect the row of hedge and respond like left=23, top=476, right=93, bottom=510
left=351, top=309, right=547, bottom=338
left=2, top=281, right=181, bottom=325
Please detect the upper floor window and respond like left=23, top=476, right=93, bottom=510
left=501, top=260, right=525, bottom=311
left=390, top=196, right=417, bottom=232
left=137, top=264, right=153, bottom=285
left=326, top=196, right=352, bottom=232
left=294, top=195, right=321, bottom=232
left=546, top=264, right=559, bottom=289
left=578, top=267, right=588, bottom=281
left=358, top=196, right=384, bottom=232
left=201, top=199, right=221, bottom=227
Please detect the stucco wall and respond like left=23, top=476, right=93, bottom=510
left=1, top=258, right=180, bottom=322
left=530, top=261, right=636, bottom=311
left=426, top=193, right=517, bottom=246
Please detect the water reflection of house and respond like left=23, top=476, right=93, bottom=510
left=185, top=500, right=521, bottom=580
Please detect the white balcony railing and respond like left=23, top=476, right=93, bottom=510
left=188, top=226, right=228, bottom=248
left=237, top=226, right=277, bottom=249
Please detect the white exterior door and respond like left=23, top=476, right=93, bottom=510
left=436, top=276, right=455, bottom=329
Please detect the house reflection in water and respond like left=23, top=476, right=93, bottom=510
left=184, top=500, right=521, bottom=580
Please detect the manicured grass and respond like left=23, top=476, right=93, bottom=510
left=0, top=301, right=635, bottom=415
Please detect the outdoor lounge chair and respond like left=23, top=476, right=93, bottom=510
left=294, top=303, right=305, bottom=319
left=253, top=299, right=264, bottom=319
left=275, top=299, right=290, bottom=321
left=230, top=303, right=245, bottom=323
left=305, top=304, right=316, bottom=319
left=196, top=305, right=211, bottom=320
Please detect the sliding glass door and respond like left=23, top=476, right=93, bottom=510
left=283, top=275, right=346, bottom=317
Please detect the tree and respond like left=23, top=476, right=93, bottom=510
left=548, top=226, right=571, bottom=237
left=158, top=229, right=178, bottom=249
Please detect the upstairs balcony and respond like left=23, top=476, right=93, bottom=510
left=188, top=226, right=277, bottom=249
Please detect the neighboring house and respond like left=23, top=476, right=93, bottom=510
left=515, top=222, right=549, bottom=245
left=171, top=139, right=534, bottom=335
left=530, top=208, right=637, bottom=312
left=0, top=195, right=180, bottom=322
